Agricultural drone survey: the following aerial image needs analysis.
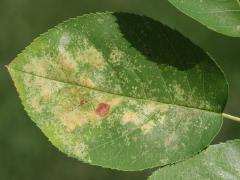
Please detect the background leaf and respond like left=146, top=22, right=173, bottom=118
left=149, top=139, right=240, bottom=180
left=8, top=12, right=227, bottom=171
left=168, top=0, right=240, bottom=37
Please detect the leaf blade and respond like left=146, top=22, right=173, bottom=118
left=8, top=12, right=228, bottom=170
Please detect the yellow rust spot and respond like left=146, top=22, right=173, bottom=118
left=122, top=112, right=139, bottom=125
left=34, top=78, right=62, bottom=99
left=69, top=87, right=81, bottom=95
left=39, top=82, right=52, bottom=98
left=24, top=58, right=50, bottom=75
left=159, top=104, right=169, bottom=113
left=77, top=46, right=107, bottom=70
left=53, top=104, right=103, bottom=131
left=80, top=77, right=96, bottom=88
left=141, top=121, right=156, bottom=134
left=108, top=97, right=122, bottom=107
left=87, top=112, right=102, bottom=122
left=23, top=75, right=63, bottom=102
left=58, top=51, right=77, bottom=71
left=30, top=96, right=41, bottom=112
left=61, top=110, right=88, bottom=130
left=143, top=102, right=158, bottom=114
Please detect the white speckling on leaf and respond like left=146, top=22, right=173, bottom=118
left=159, top=104, right=169, bottom=113
left=24, top=57, right=51, bottom=75
left=79, top=76, right=96, bottom=88
left=143, top=102, right=158, bottom=114
left=122, top=112, right=140, bottom=125
left=171, top=83, right=185, bottom=102
left=59, top=32, right=71, bottom=53
left=236, top=25, right=240, bottom=31
left=164, top=132, right=177, bottom=147
left=30, top=96, right=41, bottom=112
left=76, top=46, right=107, bottom=70
left=72, top=142, right=89, bottom=160
left=158, top=115, right=166, bottom=125
left=141, top=121, right=156, bottom=134
left=61, top=110, right=88, bottom=130
left=57, top=51, right=77, bottom=71
left=109, top=47, right=124, bottom=64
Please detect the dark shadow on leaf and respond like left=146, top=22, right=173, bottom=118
left=113, top=12, right=206, bottom=70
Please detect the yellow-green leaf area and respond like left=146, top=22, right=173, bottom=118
left=8, top=12, right=228, bottom=170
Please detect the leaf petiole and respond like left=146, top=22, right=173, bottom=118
left=222, top=113, right=240, bottom=122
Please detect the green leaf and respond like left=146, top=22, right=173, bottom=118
left=7, top=12, right=228, bottom=170
left=149, top=140, right=240, bottom=179
left=168, top=0, right=240, bottom=37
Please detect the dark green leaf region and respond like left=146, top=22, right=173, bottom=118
left=8, top=12, right=228, bottom=170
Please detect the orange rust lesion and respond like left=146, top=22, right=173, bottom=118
left=95, top=103, right=110, bottom=117
left=55, top=96, right=122, bottom=130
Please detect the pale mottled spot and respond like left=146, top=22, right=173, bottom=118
left=59, top=32, right=71, bottom=53
left=77, top=46, right=107, bottom=70
left=109, top=47, right=124, bottom=64
left=237, top=25, right=240, bottom=31
left=79, top=77, right=96, bottom=88
left=108, top=97, right=123, bottom=107
left=143, top=102, right=158, bottom=114
left=39, top=79, right=61, bottom=98
left=170, top=82, right=185, bottom=102
left=122, top=112, right=139, bottom=125
left=53, top=105, right=102, bottom=131
left=158, top=115, right=166, bottom=125
left=164, top=132, right=177, bottom=146
left=61, top=110, right=88, bottom=130
left=25, top=76, right=63, bottom=101
left=30, top=96, right=41, bottom=112
left=159, top=104, right=169, bottom=113
left=198, top=100, right=211, bottom=110
left=58, top=51, right=77, bottom=71
left=141, top=121, right=156, bottom=134
left=112, top=84, right=123, bottom=94
left=97, top=18, right=104, bottom=23
left=24, top=58, right=50, bottom=75
left=72, top=142, right=89, bottom=160
left=81, top=38, right=90, bottom=48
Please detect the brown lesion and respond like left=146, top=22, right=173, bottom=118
left=79, top=99, right=89, bottom=106
left=95, top=102, right=110, bottom=117
left=54, top=93, right=123, bottom=130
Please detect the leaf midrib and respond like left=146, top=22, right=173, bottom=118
left=8, top=66, right=221, bottom=115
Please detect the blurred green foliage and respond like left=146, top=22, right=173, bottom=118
left=0, top=0, right=239, bottom=180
